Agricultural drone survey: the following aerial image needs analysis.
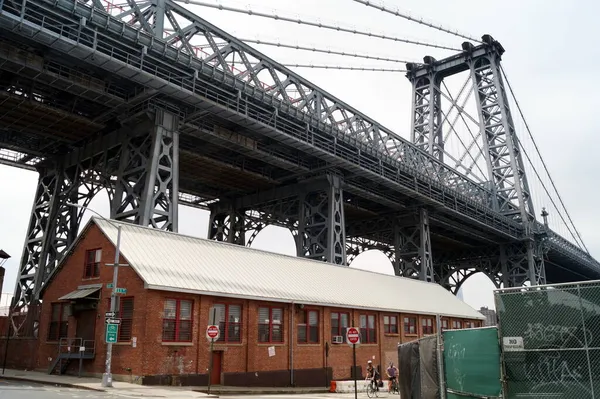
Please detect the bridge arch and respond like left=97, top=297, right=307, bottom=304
left=246, top=224, right=296, bottom=256
left=349, top=249, right=395, bottom=276
left=442, top=268, right=501, bottom=296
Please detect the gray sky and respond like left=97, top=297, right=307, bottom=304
left=1, top=0, right=599, bottom=311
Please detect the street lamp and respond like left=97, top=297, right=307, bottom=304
left=66, top=203, right=121, bottom=388
left=1, top=250, right=11, bottom=375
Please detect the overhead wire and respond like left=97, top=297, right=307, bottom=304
left=501, top=65, right=589, bottom=253
left=349, top=0, right=482, bottom=43
left=174, top=0, right=460, bottom=51
left=240, top=38, right=415, bottom=64
left=283, top=64, right=407, bottom=72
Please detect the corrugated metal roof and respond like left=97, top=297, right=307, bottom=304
left=58, top=287, right=101, bottom=300
left=93, top=218, right=485, bottom=320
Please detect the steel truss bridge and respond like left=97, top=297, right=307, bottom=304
left=0, top=0, right=598, bottom=331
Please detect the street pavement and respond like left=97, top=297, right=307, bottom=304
left=0, top=379, right=401, bottom=399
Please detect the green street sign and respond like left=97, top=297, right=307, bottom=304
left=105, top=323, right=119, bottom=343
left=106, top=283, right=114, bottom=289
left=115, top=288, right=127, bottom=294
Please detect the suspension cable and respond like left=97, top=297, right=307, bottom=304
left=283, top=64, right=407, bottom=72
left=174, top=0, right=460, bottom=51
left=241, top=38, right=415, bottom=64
left=349, top=0, right=482, bottom=43
left=501, top=66, right=589, bottom=253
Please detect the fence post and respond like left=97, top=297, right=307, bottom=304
left=577, top=283, right=595, bottom=398
left=436, top=314, right=446, bottom=399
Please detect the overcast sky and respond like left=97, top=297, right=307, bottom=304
left=1, top=0, right=599, bottom=311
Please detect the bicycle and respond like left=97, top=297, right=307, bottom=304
left=389, top=377, right=399, bottom=395
left=365, top=377, right=380, bottom=398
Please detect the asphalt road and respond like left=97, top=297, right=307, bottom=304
left=0, top=379, right=399, bottom=398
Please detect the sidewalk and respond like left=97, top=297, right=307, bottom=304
left=0, top=369, right=330, bottom=397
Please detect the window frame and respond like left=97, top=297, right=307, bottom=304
left=383, top=314, right=398, bottom=334
left=214, top=303, right=243, bottom=343
left=297, top=309, right=319, bottom=344
left=161, top=298, right=193, bottom=343
left=118, top=297, right=134, bottom=342
left=403, top=316, right=417, bottom=335
left=421, top=317, right=434, bottom=335
left=359, top=314, right=377, bottom=344
left=452, top=320, right=462, bottom=329
left=330, top=311, right=350, bottom=338
left=258, top=305, right=284, bottom=343
left=47, top=302, right=69, bottom=342
left=83, top=248, right=102, bottom=278
left=441, top=318, right=449, bottom=330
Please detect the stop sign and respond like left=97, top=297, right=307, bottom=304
left=206, top=325, right=220, bottom=340
left=346, top=327, right=360, bottom=345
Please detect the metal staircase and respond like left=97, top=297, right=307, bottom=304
left=48, top=338, right=95, bottom=376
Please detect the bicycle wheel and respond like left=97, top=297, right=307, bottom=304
left=366, top=383, right=374, bottom=398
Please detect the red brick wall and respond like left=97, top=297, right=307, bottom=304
left=37, top=222, right=484, bottom=384
left=0, top=338, right=38, bottom=369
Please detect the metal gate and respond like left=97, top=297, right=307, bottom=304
left=495, top=281, right=600, bottom=398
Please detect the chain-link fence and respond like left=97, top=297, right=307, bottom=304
left=495, top=281, right=600, bottom=398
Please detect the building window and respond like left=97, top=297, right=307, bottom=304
left=422, top=318, right=434, bottom=335
left=441, top=319, right=449, bottom=330
left=331, top=312, right=349, bottom=338
left=258, top=306, right=283, bottom=343
left=162, top=299, right=193, bottom=342
left=84, top=249, right=102, bottom=278
left=384, top=315, right=398, bottom=334
left=297, top=309, right=319, bottom=344
left=404, top=316, right=417, bottom=335
left=48, top=303, right=69, bottom=341
left=360, top=314, right=377, bottom=344
left=452, top=320, right=462, bottom=329
left=464, top=321, right=473, bottom=329
left=214, top=304, right=242, bottom=343
left=119, top=297, right=134, bottom=341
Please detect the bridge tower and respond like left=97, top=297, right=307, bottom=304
left=406, top=35, right=545, bottom=288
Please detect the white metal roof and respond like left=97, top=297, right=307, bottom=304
left=92, top=217, right=485, bottom=320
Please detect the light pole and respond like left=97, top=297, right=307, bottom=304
left=0, top=250, right=11, bottom=375
left=66, top=203, right=121, bottom=388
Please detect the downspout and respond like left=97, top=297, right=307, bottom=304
left=290, top=301, right=294, bottom=386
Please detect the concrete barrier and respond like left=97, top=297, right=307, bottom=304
left=330, top=380, right=371, bottom=393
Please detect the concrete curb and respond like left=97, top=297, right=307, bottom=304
left=193, top=388, right=329, bottom=396
left=0, top=375, right=106, bottom=392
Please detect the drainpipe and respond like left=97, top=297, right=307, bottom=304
left=289, top=301, right=294, bottom=386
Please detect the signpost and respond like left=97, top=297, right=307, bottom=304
left=346, top=327, right=360, bottom=399
left=105, top=323, right=119, bottom=343
left=206, top=317, right=220, bottom=396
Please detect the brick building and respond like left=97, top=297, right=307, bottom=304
left=37, top=217, right=484, bottom=386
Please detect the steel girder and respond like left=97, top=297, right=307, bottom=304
left=409, top=62, right=443, bottom=161
left=111, top=109, right=180, bottom=231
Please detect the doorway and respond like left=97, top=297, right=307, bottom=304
left=211, top=351, right=222, bottom=385
left=76, top=309, right=97, bottom=342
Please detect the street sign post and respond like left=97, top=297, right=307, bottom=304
left=207, top=307, right=219, bottom=396
left=105, top=318, right=121, bottom=325
left=105, top=323, right=119, bottom=343
left=105, top=311, right=117, bottom=318
left=115, top=287, right=127, bottom=294
left=346, top=327, right=360, bottom=399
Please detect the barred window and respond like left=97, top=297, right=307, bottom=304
left=119, top=297, right=134, bottom=341
left=360, top=314, right=377, bottom=343
left=403, top=317, right=417, bottom=335
left=84, top=249, right=102, bottom=278
left=258, top=307, right=283, bottom=343
left=384, top=315, right=398, bottom=334
left=162, top=299, right=193, bottom=342
left=297, top=310, right=319, bottom=344
left=330, top=312, right=349, bottom=338
left=48, top=303, right=69, bottom=341
left=421, top=318, right=434, bottom=335
left=214, top=304, right=242, bottom=343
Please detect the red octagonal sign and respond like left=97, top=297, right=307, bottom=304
left=346, top=327, right=360, bottom=345
left=206, top=324, right=220, bottom=340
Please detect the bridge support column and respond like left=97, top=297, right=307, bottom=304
left=111, top=109, right=180, bottom=231
left=500, top=241, right=546, bottom=287
left=296, top=174, right=346, bottom=265
left=208, top=207, right=247, bottom=245
left=394, top=208, right=434, bottom=282
left=408, top=64, right=443, bottom=160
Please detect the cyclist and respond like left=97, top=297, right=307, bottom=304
left=386, top=362, right=398, bottom=393
left=365, top=360, right=380, bottom=391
